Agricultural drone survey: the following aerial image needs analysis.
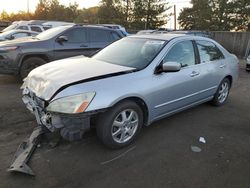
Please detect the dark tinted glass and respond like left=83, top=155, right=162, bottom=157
left=196, top=40, right=224, bottom=62
left=111, top=32, right=121, bottom=42
left=31, top=26, right=42, bottom=32
left=17, top=26, right=28, bottom=30
left=63, top=28, right=87, bottom=43
left=89, top=29, right=110, bottom=42
left=164, top=40, right=195, bottom=67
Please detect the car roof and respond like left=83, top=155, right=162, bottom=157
left=128, top=33, right=189, bottom=41
left=74, top=25, right=121, bottom=32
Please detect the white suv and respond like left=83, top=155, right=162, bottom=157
left=2, top=21, right=45, bottom=33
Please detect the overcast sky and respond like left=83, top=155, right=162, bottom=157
left=0, top=0, right=191, bottom=29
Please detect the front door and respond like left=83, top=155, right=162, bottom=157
left=150, top=40, right=204, bottom=119
left=54, top=28, right=91, bottom=60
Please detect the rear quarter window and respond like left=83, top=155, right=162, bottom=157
left=110, top=32, right=121, bottom=42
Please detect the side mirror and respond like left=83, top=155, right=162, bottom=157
left=56, top=36, right=68, bottom=43
left=156, top=61, right=181, bottom=74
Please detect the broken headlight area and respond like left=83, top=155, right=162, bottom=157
left=22, top=88, right=96, bottom=141
left=47, top=92, right=96, bottom=114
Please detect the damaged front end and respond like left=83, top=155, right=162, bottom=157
left=8, top=87, right=96, bottom=175
left=21, top=88, right=92, bottom=140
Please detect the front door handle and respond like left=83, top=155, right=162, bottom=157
left=190, top=71, right=200, bottom=77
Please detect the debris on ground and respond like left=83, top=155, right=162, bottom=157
left=199, top=137, right=206, bottom=144
left=191, top=145, right=202, bottom=153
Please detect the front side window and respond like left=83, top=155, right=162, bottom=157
left=63, top=28, right=87, bottom=43
left=196, top=40, right=224, bottom=63
left=164, top=40, right=195, bottom=67
left=93, top=38, right=165, bottom=69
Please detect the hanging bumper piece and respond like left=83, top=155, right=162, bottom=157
left=7, top=126, right=44, bottom=176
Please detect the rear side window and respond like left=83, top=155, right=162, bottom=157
left=63, top=28, right=87, bottom=43
left=17, top=26, right=28, bottom=30
left=31, top=26, right=42, bottom=32
left=89, top=29, right=110, bottom=42
left=196, top=40, right=224, bottom=63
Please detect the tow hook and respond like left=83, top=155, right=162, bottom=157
left=7, top=126, right=44, bottom=176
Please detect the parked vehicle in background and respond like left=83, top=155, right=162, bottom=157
left=169, top=30, right=212, bottom=38
left=2, top=20, right=75, bottom=33
left=21, top=34, right=239, bottom=150
left=42, top=21, right=74, bottom=30
left=0, top=25, right=125, bottom=79
left=246, top=55, right=250, bottom=71
left=2, top=21, right=46, bottom=33
left=97, top=24, right=129, bottom=36
left=137, top=30, right=156, bottom=35
left=0, top=30, right=38, bottom=41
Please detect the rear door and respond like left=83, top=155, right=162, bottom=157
left=194, top=40, right=226, bottom=98
left=54, top=27, right=91, bottom=60
left=88, top=28, right=122, bottom=56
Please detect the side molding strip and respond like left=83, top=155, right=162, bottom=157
left=154, top=86, right=217, bottom=109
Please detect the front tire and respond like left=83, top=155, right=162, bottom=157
left=20, top=57, right=47, bottom=79
left=211, top=78, right=231, bottom=106
left=96, top=100, right=143, bottom=149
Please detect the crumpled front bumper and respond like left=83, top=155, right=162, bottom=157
left=22, top=88, right=92, bottom=140
left=8, top=88, right=94, bottom=175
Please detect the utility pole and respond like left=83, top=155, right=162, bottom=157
left=174, top=5, right=176, bottom=30
left=27, top=0, right=30, bottom=14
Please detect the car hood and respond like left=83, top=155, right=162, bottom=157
left=0, top=37, right=38, bottom=46
left=22, top=56, right=136, bottom=101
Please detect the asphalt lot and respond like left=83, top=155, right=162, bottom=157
left=0, top=61, right=249, bottom=188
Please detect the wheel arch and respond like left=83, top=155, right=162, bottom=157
left=18, top=53, right=51, bottom=70
left=225, top=75, right=233, bottom=87
left=110, top=96, right=149, bottom=126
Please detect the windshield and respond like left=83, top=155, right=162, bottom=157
left=93, top=38, right=166, bottom=69
left=2, top=24, right=18, bottom=32
left=36, top=26, right=71, bottom=40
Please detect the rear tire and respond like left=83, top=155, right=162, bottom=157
left=211, top=78, right=231, bottom=106
left=20, top=57, right=47, bottom=79
left=96, top=100, right=143, bottom=149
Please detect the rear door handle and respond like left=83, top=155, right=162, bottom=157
left=80, top=44, right=88, bottom=47
left=190, top=71, right=200, bottom=77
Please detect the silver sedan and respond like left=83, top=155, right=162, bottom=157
left=22, top=34, right=239, bottom=148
